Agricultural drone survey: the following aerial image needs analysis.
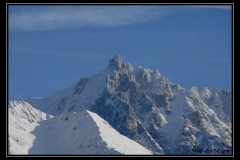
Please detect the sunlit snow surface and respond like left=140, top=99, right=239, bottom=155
left=8, top=101, right=152, bottom=155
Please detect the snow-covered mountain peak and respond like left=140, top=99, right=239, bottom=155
left=8, top=101, right=53, bottom=122
left=11, top=54, right=231, bottom=155
left=108, top=55, right=133, bottom=73
left=112, top=54, right=122, bottom=62
left=108, top=54, right=123, bottom=70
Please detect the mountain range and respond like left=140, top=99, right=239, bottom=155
left=8, top=55, right=232, bottom=155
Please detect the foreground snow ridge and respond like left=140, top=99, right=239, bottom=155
left=8, top=101, right=152, bottom=155
left=81, top=109, right=153, bottom=155
left=8, top=101, right=53, bottom=154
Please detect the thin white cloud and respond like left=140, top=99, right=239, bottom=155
left=189, top=5, right=232, bottom=10
left=9, top=6, right=170, bottom=31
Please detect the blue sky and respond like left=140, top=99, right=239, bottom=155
left=8, top=5, right=232, bottom=100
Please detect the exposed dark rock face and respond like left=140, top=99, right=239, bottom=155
left=25, top=55, right=232, bottom=155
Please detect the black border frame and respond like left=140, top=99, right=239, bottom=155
left=5, top=2, right=235, bottom=158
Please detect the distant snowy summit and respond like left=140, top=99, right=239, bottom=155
left=9, top=55, right=232, bottom=155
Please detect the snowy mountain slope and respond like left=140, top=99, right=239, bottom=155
left=149, top=86, right=232, bottom=154
left=8, top=101, right=53, bottom=154
left=29, top=109, right=153, bottom=155
left=25, top=69, right=107, bottom=116
left=189, top=86, right=232, bottom=124
left=24, top=57, right=164, bottom=154
left=21, top=55, right=232, bottom=155
left=8, top=101, right=152, bottom=155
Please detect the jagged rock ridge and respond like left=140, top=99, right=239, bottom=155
left=14, top=55, right=231, bottom=155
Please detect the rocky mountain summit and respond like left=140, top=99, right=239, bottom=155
left=9, top=55, right=232, bottom=155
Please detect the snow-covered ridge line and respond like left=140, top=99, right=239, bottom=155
left=8, top=101, right=152, bottom=155
left=10, top=55, right=232, bottom=155
left=8, top=101, right=53, bottom=154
